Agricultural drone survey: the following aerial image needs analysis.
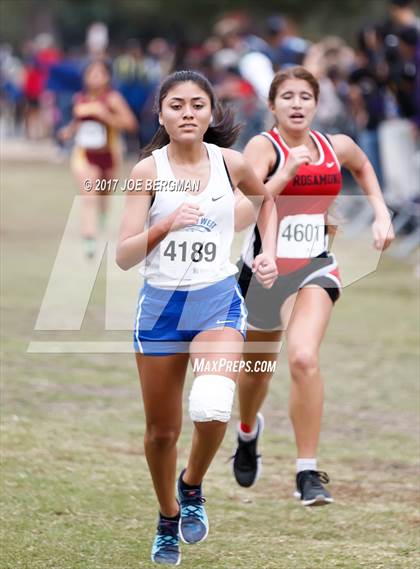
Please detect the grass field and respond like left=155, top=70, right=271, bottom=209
left=1, top=160, right=419, bottom=569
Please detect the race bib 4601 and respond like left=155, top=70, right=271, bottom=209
left=277, top=214, right=326, bottom=258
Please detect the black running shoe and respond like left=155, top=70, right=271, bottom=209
left=294, top=470, right=334, bottom=506
left=232, top=413, right=264, bottom=488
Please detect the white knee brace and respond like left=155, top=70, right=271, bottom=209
left=188, top=374, right=235, bottom=423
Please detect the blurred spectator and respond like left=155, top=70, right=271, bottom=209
left=137, top=38, right=175, bottom=147
left=389, top=25, right=418, bottom=121
left=86, top=22, right=109, bottom=58
left=22, top=34, right=61, bottom=139
left=47, top=50, right=84, bottom=145
left=376, top=0, right=419, bottom=121
left=113, top=39, right=156, bottom=138
left=211, top=46, right=262, bottom=148
left=373, top=1, right=420, bottom=248
left=0, top=44, right=24, bottom=136
left=113, top=38, right=172, bottom=149
left=213, top=14, right=274, bottom=102
left=265, top=14, right=311, bottom=68
left=209, top=15, right=273, bottom=146
left=146, top=37, right=174, bottom=80
left=379, top=0, right=420, bottom=38
left=347, top=25, right=388, bottom=185
left=414, top=29, right=420, bottom=130
left=304, top=37, right=354, bottom=136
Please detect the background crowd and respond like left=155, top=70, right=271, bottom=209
left=1, top=0, right=419, bottom=255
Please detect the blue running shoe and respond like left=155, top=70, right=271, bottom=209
left=83, top=237, right=96, bottom=259
left=177, top=469, right=209, bottom=544
left=151, top=514, right=181, bottom=565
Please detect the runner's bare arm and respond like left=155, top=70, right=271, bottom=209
left=57, top=119, right=78, bottom=142
left=235, top=135, right=310, bottom=232
left=331, top=134, right=394, bottom=250
left=107, top=91, right=139, bottom=132
left=116, top=158, right=154, bottom=270
left=116, top=158, right=204, bottom=270
left=223, top=147, right=277, bottom=259
left=235, top=135, right=276, bottom=231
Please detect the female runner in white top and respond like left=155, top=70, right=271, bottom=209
left=116, top=70, right=277, bottom=565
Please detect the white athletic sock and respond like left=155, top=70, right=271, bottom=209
left=296, top=458, right=317, bottom=473
left=238, top=420, right=259, bottom=442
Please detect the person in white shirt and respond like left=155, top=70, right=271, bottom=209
left=116, top=70, right=277, bottom=566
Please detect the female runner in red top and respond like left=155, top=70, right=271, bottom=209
left=232, top=66, right=394, bottom=505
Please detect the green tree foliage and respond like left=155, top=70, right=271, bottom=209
left=1, top=0, right=390, bottom=50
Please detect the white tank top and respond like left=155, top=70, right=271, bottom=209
left=139, top=142, right=238, bottom=289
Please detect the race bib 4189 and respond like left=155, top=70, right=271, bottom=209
left=159, top=231, right=220, bottom=280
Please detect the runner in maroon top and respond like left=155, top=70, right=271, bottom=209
left=232, top=66, right=394, bottom=505
left=59, top=60, right=138, bottom=258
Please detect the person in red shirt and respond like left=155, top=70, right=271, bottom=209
left=232, top=66, right=394, bottom=505
left=23, top=35, right=61, bottom=139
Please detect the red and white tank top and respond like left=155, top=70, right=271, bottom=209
left=241, top=128, right=342, bottom=275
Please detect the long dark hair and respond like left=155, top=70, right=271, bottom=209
left=140, top=70, right=241, bottom=158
